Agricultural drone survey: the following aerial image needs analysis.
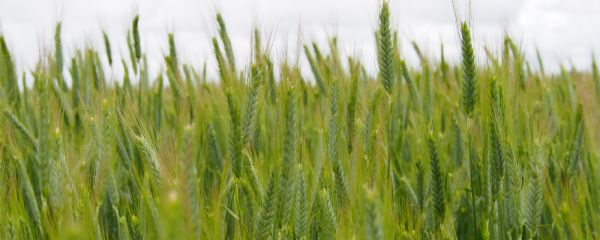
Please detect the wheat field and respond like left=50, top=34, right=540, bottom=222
left=0, top=2, right=599, bottom=239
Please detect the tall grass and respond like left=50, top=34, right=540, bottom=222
left=0, top=2, right=599, bottom=240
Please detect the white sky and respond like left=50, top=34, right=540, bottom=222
left=1, top=0, right=600, bottom=79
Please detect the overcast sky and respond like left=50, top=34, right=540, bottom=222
left=1, top=0, right=600, bottom=79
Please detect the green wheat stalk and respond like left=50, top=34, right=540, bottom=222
left=377, top=1, right=395, bottom=95
left=460, top=22, right=478, bottom=117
